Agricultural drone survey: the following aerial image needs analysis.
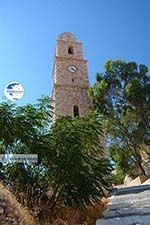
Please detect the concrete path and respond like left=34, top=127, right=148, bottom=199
left=96, top=184, right=150, bottom=225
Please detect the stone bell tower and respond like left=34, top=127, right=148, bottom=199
left=51, top=32, right=92, bottom=121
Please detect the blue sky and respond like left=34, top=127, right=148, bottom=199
left=0, top=0, right=150, bottom=105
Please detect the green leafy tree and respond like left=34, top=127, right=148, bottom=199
left=47, top=113, right=112, bottom=209
left=0, top=96, right=52, bottom=208
left=0, top=97, right=112, bottom=214
left=89, top=60, right=150, bottom=178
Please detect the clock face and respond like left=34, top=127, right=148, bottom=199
left=68, top=65, right=77, bottom=73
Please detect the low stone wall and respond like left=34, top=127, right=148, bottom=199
left=0, top=183, right=36, bottom=225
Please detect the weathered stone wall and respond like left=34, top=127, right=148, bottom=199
left=51, top=32, right=92, bottom=121
left=56, top=32, right=83, bottom=59
left=53, top=58, right=89, bottom=87
left=53, top=86, right=92, bottom=118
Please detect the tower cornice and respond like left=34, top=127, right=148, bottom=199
left=55, top=56, right=87, bottom=63
left=52, top=83, right=89, bottom=89
left=57, top=39, right=82, bottom=45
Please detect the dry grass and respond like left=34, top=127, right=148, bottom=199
left=0, top=182, right=36, bottom=225
left=0, top=182, right=108, bottom=225
left=51, top=198, right=108, bottom=225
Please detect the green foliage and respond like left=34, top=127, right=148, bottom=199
left=0, top=102, right=16, bottom=146
left=111, top=170, right=125, bottom=185
left=0, top=96, right=52, bottom=208
left=48, top=114, right=112, bottom=208
left=0, top=98, right=112, bottom=212
left=89, top=60, right=150, bottom=178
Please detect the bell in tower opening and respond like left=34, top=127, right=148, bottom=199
left=51, top=32, right=92, bottom=121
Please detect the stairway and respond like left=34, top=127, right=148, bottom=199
left=96, top=183, right=150, bottom=225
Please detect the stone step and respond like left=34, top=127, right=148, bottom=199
left=110, top=190, right=150, bottom=203
left=103, top=206, right=150, bottom=218
left=108, top=197, right=150, bottom=209
left=112, top=184, right=150, bottom=196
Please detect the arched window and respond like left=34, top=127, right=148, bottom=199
left=73, top=105, right=79, bottom=117
left=68, top=46, right=74, bottom=55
